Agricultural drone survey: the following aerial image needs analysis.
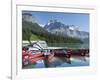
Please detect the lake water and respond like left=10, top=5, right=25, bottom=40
left=48, top=43, right=89, bottom=49
left=23, top=57, right=89, bottom=69
left=23, top=43, right=89, bottom=69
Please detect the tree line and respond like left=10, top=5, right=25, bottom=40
left=22, top=21, right=83, bottom=44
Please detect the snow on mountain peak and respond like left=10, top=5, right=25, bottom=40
left=44, top=20, right=89, bottom=39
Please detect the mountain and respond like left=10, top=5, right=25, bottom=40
left=44, top=20, right=89, bottom=39
left=22, top=20, right=83, bottom=44
left=22, top=12, right=36, bottom=23
left=22, top=13, right=83, bottom=44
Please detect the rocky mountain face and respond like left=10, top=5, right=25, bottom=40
left=44, top=20, right=89, bottom=39
left=22, top=12, right=36, bottom=23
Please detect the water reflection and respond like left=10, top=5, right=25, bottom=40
left=48, top=43, right=89, bottom=49
left=23, top=56, right=89, bottom=69
left=22, top=43, right=89, bottom=69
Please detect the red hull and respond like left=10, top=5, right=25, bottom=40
left=29, top=57, right=44, bottom=64
left=22, top=52, right=44, bottom=66
left=68, top=49, right=89, bottom=57
left=22, top=48, right=89, bottom=66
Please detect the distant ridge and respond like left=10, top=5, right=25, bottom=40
left=44, top=20, right=89, bottom=39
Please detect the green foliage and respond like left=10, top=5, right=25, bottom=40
left=22, top=21, right=82, bottom=44
left=30, top=34, right=39, bottom=40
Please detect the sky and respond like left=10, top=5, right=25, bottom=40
left=23, top=11, right=89, bottom=32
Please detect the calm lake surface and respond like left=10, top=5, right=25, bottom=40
left=48, top=43, right=89, bottom=49
left=23, top=43, right=89, bottom=69
left=23, top=57, right=89, bottom=69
